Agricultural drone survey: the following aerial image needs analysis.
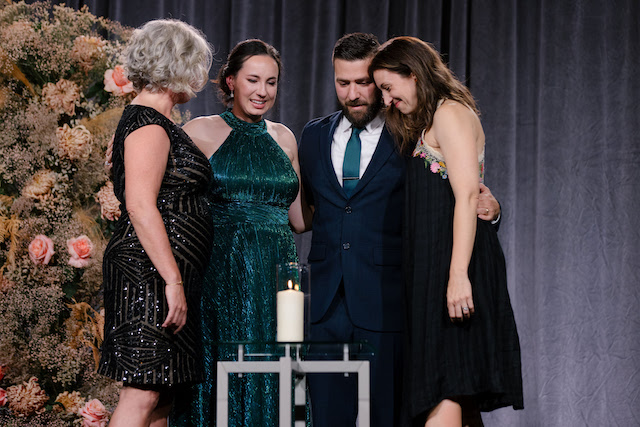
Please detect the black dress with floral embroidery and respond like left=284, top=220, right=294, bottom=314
left=402, top=139, right=523, bottom=424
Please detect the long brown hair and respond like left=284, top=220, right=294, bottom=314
left=369, top=36, right=479, bottom=154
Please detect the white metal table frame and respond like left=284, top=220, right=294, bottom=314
left=216, top=343, right=370, bottom=427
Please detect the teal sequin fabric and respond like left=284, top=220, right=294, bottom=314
left=174, top=110, right=299, bottom=426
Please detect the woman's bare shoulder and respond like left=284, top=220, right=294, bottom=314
left=266, top=120, right=296, bottom=146
left=182, top=115, right=231, bottom=158
left=183, top=115, right=227, bottom=135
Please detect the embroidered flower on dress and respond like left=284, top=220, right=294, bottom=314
left=413, top=141, right=449, bottom=179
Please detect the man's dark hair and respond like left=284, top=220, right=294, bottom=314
left=332, top=32, right=380, bottom=62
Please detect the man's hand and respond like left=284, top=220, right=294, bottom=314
left=477, top=183, right=500, bottom=221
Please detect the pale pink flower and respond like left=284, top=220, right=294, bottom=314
left=6, top=377, right=48, bottom=417
left=95, top=181, right=121, bottom=221
left=28, top=235, right=55, bottom=265
left=67, top=235, right=94, bottom=268
left=430, top=162, right=441, bottom=173
left=0, top=388, right=6, bottom=407
left=104, top=65, right=134, bottom=95
left=56, top=123, right=92, bottom=161
left=42, top=79, right=81, bottom=115
left=78, top=398, right=109, bottom=427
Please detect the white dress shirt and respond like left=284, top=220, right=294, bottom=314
left=331, top=113, right=385, bottom=187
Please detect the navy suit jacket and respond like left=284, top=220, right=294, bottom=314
left=299, top=112, right=406, bottom=332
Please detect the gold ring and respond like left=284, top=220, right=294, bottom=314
left=485, top=208, right=489, bottom=215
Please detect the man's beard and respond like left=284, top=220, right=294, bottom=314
left=342, top=94, right=382, bottom=128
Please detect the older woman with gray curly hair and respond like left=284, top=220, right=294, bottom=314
left=97, top=19, right=214, bottom=427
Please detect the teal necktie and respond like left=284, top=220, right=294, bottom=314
left=342, top=126, right=363, bottom=196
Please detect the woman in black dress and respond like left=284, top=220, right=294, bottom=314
left=97, top=19, right=213, bottom=427
left=371, top=37, right=523, bottom=427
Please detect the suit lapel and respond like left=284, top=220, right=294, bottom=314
left=350, top=126, right=396, bottom=197
left=320, top=112, right=348, bottom=197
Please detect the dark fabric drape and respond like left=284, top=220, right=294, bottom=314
left=39, top=0, right=640, bottom=424
left=472, top=1, right=640, bottom=425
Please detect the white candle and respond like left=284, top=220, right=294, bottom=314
left=276, top=280, right=304, bottom=342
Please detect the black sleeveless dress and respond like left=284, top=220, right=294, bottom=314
left=98, top=105, right=214, bottom=386
left=403, top=138, right=523, bottom=423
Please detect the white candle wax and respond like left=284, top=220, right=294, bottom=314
left=276, top=287, right=304, bottom=342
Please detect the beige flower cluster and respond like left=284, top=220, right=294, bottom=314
left=21, top=169, right=59, bottom=200
left=56, top=123, right=92, bottom=161
left=6, top=377, right=49, bottom=417
left=0, top=21, right=37, bottom=69
left=71, top=35, right=106, bottom=72
left=95, top=181, right=121, bottom=221
left=42, top=79, right=81, bottom=116
left=54, top=390, right=86, bottom=415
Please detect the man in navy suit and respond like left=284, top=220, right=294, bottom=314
left=298, top=33, right=500, bottom=427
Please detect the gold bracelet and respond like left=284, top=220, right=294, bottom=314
left=165, top=280, right=183, bottom=286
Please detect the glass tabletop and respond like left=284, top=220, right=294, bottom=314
left=214, top=341, right=376, bottom=361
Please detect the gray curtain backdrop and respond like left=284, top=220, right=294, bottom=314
left=47, top=0, right=640, bottom=425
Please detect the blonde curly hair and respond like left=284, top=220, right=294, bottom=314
left=124, top=19, right=213, bottom=99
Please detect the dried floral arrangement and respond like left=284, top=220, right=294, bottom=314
left=0, top=1, right=160, bottom=425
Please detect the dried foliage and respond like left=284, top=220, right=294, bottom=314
left=0, top=1, right=136, bottom=424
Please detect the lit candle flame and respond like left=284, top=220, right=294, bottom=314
left=287, top=280, right=293, bottom=289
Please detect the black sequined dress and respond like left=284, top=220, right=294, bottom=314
left=98, top=105, right=214, bottom=385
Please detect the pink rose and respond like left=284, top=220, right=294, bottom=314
left=104, top=65, right=134, bottom=96
left=0, top=388, right=6, bottom=407
left=78, top=399, right=109, bottom=427
left=28, top=235, right=55, bottom=265
left=430, top=162, right=441, bottom=173
left=67, top=235, right=94, bottom=268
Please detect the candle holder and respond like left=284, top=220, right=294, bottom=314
left=276, top=262, right=310, bottom=342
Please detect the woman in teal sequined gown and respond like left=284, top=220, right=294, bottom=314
left=172, top=40, right=310, bottom=426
